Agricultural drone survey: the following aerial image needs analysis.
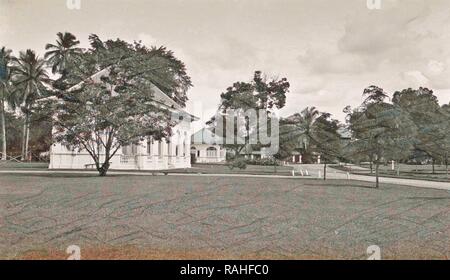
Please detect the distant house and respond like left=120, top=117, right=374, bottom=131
left=190, top=128, right=226, bottom=163
left=238, top=145, right=274, bottom=160
left=287, top=127, right=351, bottom=164
left=49, top=68, right=199, bottom=170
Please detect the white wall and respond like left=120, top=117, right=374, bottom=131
left=190, top=144, right=226, bottom=163
left=49, top=121, right=192, bottom=170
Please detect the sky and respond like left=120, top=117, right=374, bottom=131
left=1, top=0, right=450, bottom=124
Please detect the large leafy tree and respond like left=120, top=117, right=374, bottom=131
left=76, top=34, right=192, bottom=107
left=53, top=35, right=192, bottom=176
left=441, top=103, right=450, bottom=177
left=210, top=71, right=290, bottom=157
left=310, top=113, right=342, bottom=180
left=392, top=88, right=445, bottom=173
left=11, top=49, right=50, bottom=160
left=345, top=86, right=415, bottom=188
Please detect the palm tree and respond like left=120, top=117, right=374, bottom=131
left=11, top=49, right=50, bottom=161
left=45, top=32, right=82, bottom=75
left=0, top=47, right=15, bottom=160
left=279, top=107, right=320, bottom=163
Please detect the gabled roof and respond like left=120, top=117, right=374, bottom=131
left=337, top=127, right=352, bottom=139
left=38, top=67, right=198, bottom=121
left=191, top=128, right=224, bottom=145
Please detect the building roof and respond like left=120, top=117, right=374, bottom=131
left=191, top=128, right=225, bottom=145
left=337, top=127, right=352, bottom=139
left=38, top=67, right=199, bottom=121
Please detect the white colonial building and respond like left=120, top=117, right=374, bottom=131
left=190, top=128, right=226, bottom=163
left=49, top=69, right=198, bottom=171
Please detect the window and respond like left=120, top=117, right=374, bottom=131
left=147, top=137, right=153, bottom=155
left=158, top=141, right=163, bottom=157
left=184, top=132, right=188, bottom=156
left=167, top=141, right=172, bottom=156
left=123, top=144, right=138, bottom=155
left=122, top=145, right=129, bottom=155
left=175, top=145, right=179, bottom=157
left=206, top=147, right=217, bottom=157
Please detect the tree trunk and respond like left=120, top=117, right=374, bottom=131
left=446, top=157, right=449, bottom=179
left=375, top=161, right=380, bottom=188
left=21, top=114, right=27, bottom=160
left=97, top=154, right=111, bottom=177
left=98, top=167, right=108, bottom=177
left=1, top=99, right=6, bottom=161
left=396, top=160, right=400, bottom=176
left=432, top=158, right=435, bottom=174
left=25, top=118, right=30, bottom=161
left=323, top=163, right=327, bottom=180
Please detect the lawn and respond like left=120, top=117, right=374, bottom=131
left=0, top=173, right=449, bottom=260
left=0, top=162, right=48, bottom=170
left=170, top=163, right=294, bottom=176
left=338, top=163, right=450, bottom=182
left=0, top=161, right=296, bottom=176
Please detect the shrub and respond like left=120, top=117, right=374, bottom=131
left=245, top=158, right=280, bottom=166
left=228, top=158, right=247, bottom=170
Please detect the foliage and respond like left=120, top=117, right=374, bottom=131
left=392, top=88, right=447, bottom=166
left=228, top=157, right=247, bottom=170
left=210, top=71, right=290, bottom=157
left=0, top=46, right=14, bottom=160
left=45, top=32, right=83, bottom=75
left=11, top=49, right=50, bottom=160
left=52, top=35, right=192, bottom=176
left=244, top=157, right=280, bottom=166
left=345, top=86, right=417, bottom=187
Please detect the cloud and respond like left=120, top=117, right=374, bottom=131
left=402, top=71, right=430, bottom=88
left=299, top=47, right=369, bottom=75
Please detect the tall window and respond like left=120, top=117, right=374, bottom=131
left=147, top=137, right=153, bottom=155
left=122, top=144, right=137, bottom=156
left=207, top=147, right=217, bottom=157
left=122, top=145, right=130, bottom=155
left=158, top=141, right=163, bottom=157
left=176, top=131, right=181, bottom=158
left=167, top=141, right=172, bottom=156
left=184, top=132, right=188, bottom=157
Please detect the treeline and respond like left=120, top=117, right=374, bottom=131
left=277, top=86, right=450, bottom=187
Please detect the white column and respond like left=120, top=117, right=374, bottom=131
left=136, top=141, right=144, bottom=170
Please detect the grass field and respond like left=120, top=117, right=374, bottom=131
left=336, top=163, right=450, bottom=182
left=0, top=161, right=295, bottom=176
left=1, top=173, right=449, bottom=260
left=172, top=163, right=294, bottom=176
left=0, top=162, right=48, bottom=169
